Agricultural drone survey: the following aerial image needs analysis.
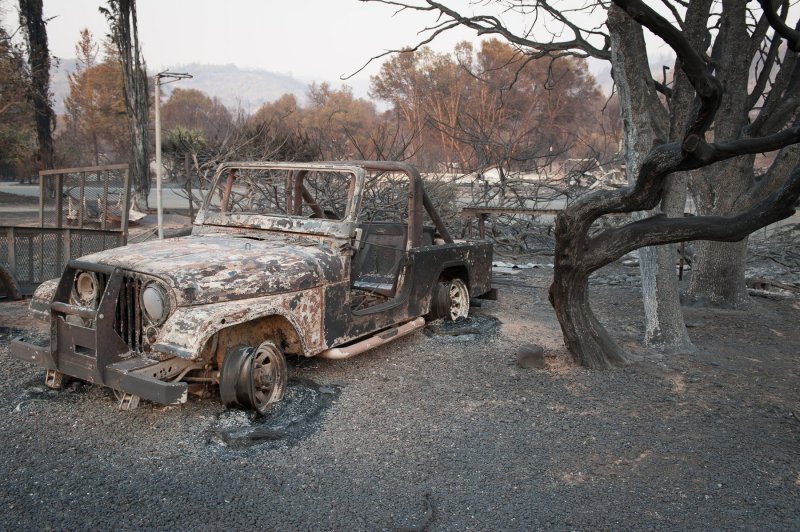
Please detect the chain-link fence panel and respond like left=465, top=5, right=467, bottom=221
left=0, top=227, right=126, bottom=296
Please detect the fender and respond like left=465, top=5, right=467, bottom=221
left=153, top=287, right=326, bottom=359
left=409, top=240, right=493, bottom=304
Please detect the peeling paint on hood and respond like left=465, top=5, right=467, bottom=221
left=80, top=233, right=345, bottom=306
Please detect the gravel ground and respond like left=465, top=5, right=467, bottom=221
left=0, top=264, right=798, bottom=530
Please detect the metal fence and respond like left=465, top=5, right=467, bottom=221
left=0, top=164, right=131, bottom=297
left=39, top=164, right=131, bottom=230
left=0, top=227, right=126, bottom=295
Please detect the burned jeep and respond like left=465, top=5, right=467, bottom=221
left=10, top=161, right=493, bottom=412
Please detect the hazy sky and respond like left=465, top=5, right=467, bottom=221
left=0, top=0, right=638, bottom=101
left=41, top=0, right=483, bottom=84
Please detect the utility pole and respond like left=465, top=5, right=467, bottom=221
left=154, top=71, right=192, bottom=239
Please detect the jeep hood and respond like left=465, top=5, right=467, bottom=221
left=79, top=234, right=344, bottom=305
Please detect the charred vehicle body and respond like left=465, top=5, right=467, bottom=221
left=10, top=161, right=494, bottom=412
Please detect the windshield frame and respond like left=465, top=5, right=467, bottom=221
left=195, top=162, right=365, bottom=239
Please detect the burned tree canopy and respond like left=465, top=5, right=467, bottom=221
left=363, top=0, right=800, bottom=368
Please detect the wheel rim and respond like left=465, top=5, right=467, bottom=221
left=448, top=278, right=469, bottom=320
left=220, top=341, right=287, bottom=414
left=247, top=342, right=287, bottom=413
left=220, top=346, right=247, bottom=408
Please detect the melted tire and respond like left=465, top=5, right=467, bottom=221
left=219, top=346, right=250, bottom=409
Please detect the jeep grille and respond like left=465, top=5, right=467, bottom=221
left=76, top=269, right=147, bottom=353
left=114, top=274, right=145, bottom=353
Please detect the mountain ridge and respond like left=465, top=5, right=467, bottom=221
left=50, top=60, right=310, bottom=115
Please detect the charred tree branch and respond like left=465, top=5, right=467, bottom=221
left=555, top=125, right=800, bottom=230
left=748, top=30, right=785, bottom=109
left=587, top=165, right=800, bottom=268
left=613, top=0, right=721, bottom=139
left=757, top=0, right=800, bottom=51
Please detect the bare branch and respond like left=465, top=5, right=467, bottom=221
left=342, top=18, right=461, bottom=79
left=748, top=31, right=785, bottom=109
left=613, top=0, right=722, bottom=140
left=658, top=0, right=686, bottom=31
left=747, top=2, right=774, bottom=59
left=565, top=125, right=800, bottom=224
left=686, top=125, right=800, bottom=165
left=748, top=140, right=800, bottom=202
left=587, top=165, right=800, bottom=267
left=757, top=0, right=800, bottom=51
left=350, top=0, right=612, bottom=80
left=746, top=50, right=799, bottom=136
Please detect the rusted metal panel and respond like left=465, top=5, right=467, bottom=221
left=323, top=282, right=352, bottom=347
left=198, top=212, right=357, bottom=240
left=78, top=234, right=346, bottom=306
left=8, top=339, right=55, bottom=369
left=155, top=286, right=327, bottom=359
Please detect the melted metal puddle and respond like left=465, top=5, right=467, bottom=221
left=423, top=314, right=501, bottom=341
left=209, top=378, right=340, bottom=449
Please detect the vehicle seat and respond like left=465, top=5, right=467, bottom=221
left=351, top=222, right=407, bottom=297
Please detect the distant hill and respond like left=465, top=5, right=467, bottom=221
left=157, top=63, right=308, bottom=111
left=50, top=61, right=309, bottom=115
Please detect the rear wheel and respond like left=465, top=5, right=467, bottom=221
left=430, top=277, right=469, bottom=321
left=220, top=340, right=287, bottom=414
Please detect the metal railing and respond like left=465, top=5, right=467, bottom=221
left=0, top=164, right=131, bottom=297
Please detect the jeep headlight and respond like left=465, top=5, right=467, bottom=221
left=74, top=271, right=99, bottom=304
left=141, top=282, right=170, bottom=325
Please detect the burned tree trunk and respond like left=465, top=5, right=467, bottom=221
left=607, top=5, right=696, bottom=353
left=685, top=239, right=751, bottom=307
left=18, top=0, right=54, bottom=171
left=549, top=215, right=626, bottom=369
left=103, top=0, right=150, bottom=209
left=547, top=0, right=800, bottom=368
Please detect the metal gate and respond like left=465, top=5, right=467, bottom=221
left=0, top=164, right=131, bottom=297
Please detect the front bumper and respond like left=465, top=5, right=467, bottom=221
left=10, top=339, right=187, bottom=404
left=9, top=261, right=188, bottom=405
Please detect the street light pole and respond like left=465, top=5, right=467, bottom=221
left=154, top=71, right=192, bottom=239
left=154, top=77, right=163, bottom=239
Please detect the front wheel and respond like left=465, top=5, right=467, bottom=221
left=430, top=278, right=470, bottom=321
left=220, top=340, right=287, bottom=414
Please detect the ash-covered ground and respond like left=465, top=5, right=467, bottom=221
left=1, top=251, right=798, bottom=530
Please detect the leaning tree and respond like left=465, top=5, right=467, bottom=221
left=101, top=0, right=150, bottom=209
left=18, top=0, right=54, bottom=172
left=362, top=0, right=800, bottom=368
left=549, top=0, right=799, bottom=367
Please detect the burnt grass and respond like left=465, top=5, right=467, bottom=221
left=0, top=263, right=798, bottom=530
